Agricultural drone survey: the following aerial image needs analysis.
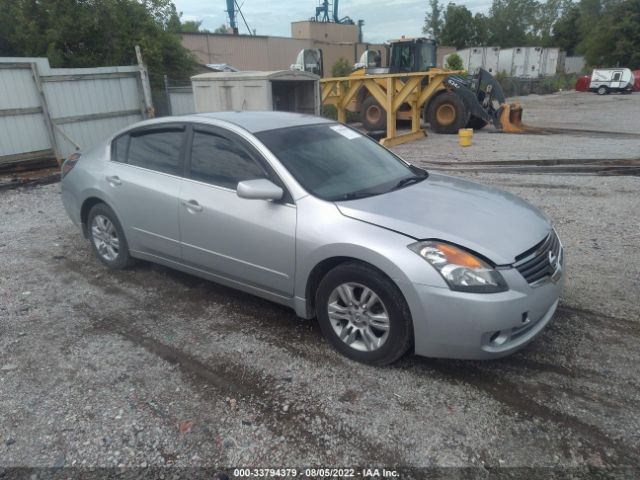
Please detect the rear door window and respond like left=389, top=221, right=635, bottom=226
left=127, top=127, right=185, bottom=175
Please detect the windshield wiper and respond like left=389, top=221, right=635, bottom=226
left=391, top=174, right=428, bottom=191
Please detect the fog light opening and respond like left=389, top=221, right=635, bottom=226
left=521, top=312, right=530, bottom=324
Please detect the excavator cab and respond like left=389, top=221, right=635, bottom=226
left=388, top=38, right=437, bottom=73
left=290, top=49, right=324, bottom=77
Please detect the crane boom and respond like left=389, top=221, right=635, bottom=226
left=226, top=0, right=238, bottom=34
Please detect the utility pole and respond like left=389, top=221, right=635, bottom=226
left=226, top=0, right=238, bottom=34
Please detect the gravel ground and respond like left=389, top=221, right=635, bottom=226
left=1, top=92, right=640, bottom=475
left=393, top=91, right=640, bottom=164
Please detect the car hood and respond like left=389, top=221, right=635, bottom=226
left=336, top=173, right=551, bottom=265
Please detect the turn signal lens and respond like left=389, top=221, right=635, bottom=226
left=61, top=152, right=81, bottom=178
left=430, top=243, right=483, bottom=268
left=408, top=241, right=508, bottom=293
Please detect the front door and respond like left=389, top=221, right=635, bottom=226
left=610, top=71, right=622, bottom=89
left=178, top=125, right=296, bottom=296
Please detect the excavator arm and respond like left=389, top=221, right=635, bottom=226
left=444, top=68, right=524, bottom=133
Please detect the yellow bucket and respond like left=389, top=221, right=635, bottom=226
left=458, top=128, right=473, bottom=147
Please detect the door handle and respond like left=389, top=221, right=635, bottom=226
left=105, top=175, right=122, bottom=186
left=182, top=200, right=203, bottom=213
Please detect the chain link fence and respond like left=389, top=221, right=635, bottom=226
left=496, top=73, right=579, bottom=98
left=151, top=76, right=194, bottom=117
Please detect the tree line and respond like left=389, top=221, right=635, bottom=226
left=424, top=0, right=640, bottom=69
left=0, top=0, right=200, bottom=87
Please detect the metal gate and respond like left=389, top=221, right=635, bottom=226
left=0, top=57, right=152, bottom=167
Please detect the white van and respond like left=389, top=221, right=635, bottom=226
left=589, top=68, right=634, bottom=95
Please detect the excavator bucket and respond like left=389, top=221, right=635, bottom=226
left=445, top=70, right=529, bottom=134
left=499, top=103, right=525, bottom=133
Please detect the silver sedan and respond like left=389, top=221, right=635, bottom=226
left=61, top=112, right=564, bottom=365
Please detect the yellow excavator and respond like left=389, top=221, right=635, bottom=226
left=292, top=37, right=524, bottom=134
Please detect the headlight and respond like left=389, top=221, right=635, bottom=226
left=408, top=241, right=507, bottom=293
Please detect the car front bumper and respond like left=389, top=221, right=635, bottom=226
left=401, top=251, right=565, bottom=360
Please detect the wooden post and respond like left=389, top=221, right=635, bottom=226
left=411, top=99, right=420, bottom=133
left=386, top=77, right=396, bottom=139
left=337, top=81, right=347, bottom=123
left=163, top=75, right=172, bottom=116
left=30, top=63, right=61, bottom=164
left=135, top=45, right=154, bottom=118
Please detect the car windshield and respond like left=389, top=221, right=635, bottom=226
left=255, top=123, right=426, bottom=201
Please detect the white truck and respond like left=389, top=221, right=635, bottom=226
left=589, top=68, right=634, bottom=95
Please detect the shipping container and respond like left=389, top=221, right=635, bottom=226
left=445, top=47, right=500, bottom=74
left=541, top=48, right=560, bottom=76
left=499, top=47, right=555, bottom=78
left=483, top=47, right=500, bottom=74
left=191, top=70, right=320, bottom=115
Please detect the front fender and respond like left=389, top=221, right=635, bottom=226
left=293, top=196, right=448, bottom=318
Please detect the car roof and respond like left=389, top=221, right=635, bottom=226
left=193, top=111, right=333, bottom=133
left=109, top=112, right=336, bottom=145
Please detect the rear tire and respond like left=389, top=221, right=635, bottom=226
left=426, top=92, right=470, bottom=134
left=466, top=116, right=488, bottom=130
left=597, top=85, right=609, bottom=95
left=87, top=203, right=134, bottom=270
left=315, top=262, right=413, bottom=365
left=360, top=96, right=387, bottom=132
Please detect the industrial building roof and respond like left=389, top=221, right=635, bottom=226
left=191, top=70, right=319, bottom=82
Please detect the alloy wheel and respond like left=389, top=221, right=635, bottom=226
left=327, top=282, right=390, bottom=352
left=91, top=214, right=120, bottom=262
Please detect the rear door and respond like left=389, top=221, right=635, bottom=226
left=611, top=71, right=623, bottom=89
left=178, top=124, right=297, bottom=296
left=105, top=124, right=186, bottom=261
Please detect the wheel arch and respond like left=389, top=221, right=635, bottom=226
left=79, top=193, right=120, bottom=238
left=301, top=251, right=412, bottom=320
left=355, top=88, right=369, bottom=111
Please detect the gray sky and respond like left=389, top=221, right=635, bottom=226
left=174, top=0, right=492, bottom=43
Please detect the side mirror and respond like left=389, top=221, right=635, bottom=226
left=236, top=179, right=284, bottom=201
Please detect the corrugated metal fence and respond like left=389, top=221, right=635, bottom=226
left=167, top=86, right=196, bottom=116
left=0, top=57, right=151, bottom=166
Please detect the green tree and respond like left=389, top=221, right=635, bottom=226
left=532, top=0, right=570, bottom=44
left=439, top=3, right=475, bottom=49
left=445, top=52, right=464, bottom=70
left=422, top=0, right=443, bottom=39
left=331, top=57, right=352, bottom=77
left=487, top=0, right=540, bottom=47
left=180, top=19, right=209, bottom=33
left=0, top=0, right=197, bottom=88
left=471, top=13, right=490, bottom=45
left=582, top=0, right=640, bottom=68
left=552, top=3, right=581, bottom=54
left=214, top=24, right=230, bottom=34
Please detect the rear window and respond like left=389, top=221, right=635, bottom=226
left=111, top=135, right=128, bottom=163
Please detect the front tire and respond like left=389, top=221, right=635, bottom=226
left=426, top=92, right=470, bottom=134
left=315, top=262, right=413, bottom=365
left=360, top=96, right=387, bottom=132
left=597, top=85, right=609, bottom=95
left=87, top=203, right=134, bottom=269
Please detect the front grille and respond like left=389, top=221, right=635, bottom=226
left=514, top=231, right=561, bottom=284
